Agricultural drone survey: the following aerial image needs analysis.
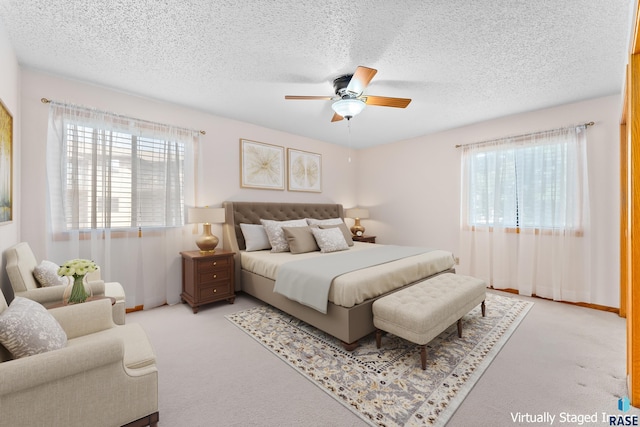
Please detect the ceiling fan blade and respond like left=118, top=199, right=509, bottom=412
left=331, top=113, right=344, bottom=122
left=285, top=95, right=333, bottom=100
left=346, top=66, right=377, bottom=95
left=364, top=95, right=411, bottom=108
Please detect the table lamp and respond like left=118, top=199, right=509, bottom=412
left=188, top=207, right=226, bottom=253
left=345, top=208, right=370, bottom=237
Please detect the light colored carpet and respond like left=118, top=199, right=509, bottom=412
left=225, top=293, right=532, bottom=426
left=126, top=291, right=639, bottom=426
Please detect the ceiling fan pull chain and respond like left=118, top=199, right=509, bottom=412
left=348, top=118, right=352, bottom=163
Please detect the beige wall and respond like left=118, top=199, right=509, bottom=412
left=19, top=69, right=358, bottom=262
left=0, top=22, right=20, bottom=299
left=357, top=95, right=621, bottom=308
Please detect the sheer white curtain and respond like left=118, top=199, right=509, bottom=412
left=459, top=125, right=591, bottom=302
left=45, top=102, right=201, bottom=309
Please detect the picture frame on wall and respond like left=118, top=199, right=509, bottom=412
left=240, top=139, right=285, bottom=190
left=0, top=98, right=12, bottom=224
left=287, top=148, right=322, bottom=193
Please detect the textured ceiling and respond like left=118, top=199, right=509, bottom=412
left=0, top=0, right=633, bottom=148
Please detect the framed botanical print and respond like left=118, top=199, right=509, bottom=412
left=287, top=148, right=322, bottom=193
left=0, top=98, right=12, bottom=223
left=240, top=139, right=285, bottom=190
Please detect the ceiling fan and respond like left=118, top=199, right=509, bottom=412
left=285, top=66, right=412, bottom=122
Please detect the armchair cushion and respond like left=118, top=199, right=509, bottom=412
left=49, top=299, right=155, bottom=369
left=48, top=298, right=115, bottom=339
left=0, top=297, right=67, bottom=358
left=33, top=260, right=68, bottom=287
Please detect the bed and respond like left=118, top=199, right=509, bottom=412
left=222, top=201, right=455, bottom=349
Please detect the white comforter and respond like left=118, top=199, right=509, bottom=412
left=240, top=242, right=456, bottom=308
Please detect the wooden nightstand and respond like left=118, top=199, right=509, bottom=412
left=180, top=249, right=235, bottom=313
left=352, top=235, right=376, bottom=243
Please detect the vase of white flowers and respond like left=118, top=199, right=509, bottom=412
left=58, top=259, right=98, bottom=304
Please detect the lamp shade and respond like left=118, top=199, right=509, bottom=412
left=331, top=98, right=366, bottom=119
left=345, top=208, right=369, bottom=219
left=188, top=207, right=226, bottom=224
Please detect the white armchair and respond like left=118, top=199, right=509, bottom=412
left=0, top=290, right=158, bottom=426
left=4, top=242, right=126, bottom=324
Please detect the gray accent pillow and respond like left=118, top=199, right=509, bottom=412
left=240, top=223, right=271, bottom=251
left=311, top=227, right=350, bottom=253
left=33, top=260, right=67, bottom=287
left=260, top=219, right=308, bottom=252
left=0, top=297, right=67, bottom=358
left=319, top=223, right=354, bottom=246
left=282, top=226, right=320, bottom=254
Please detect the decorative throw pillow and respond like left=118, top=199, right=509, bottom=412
left=319, top=223, right=354, bottom=246
left=282, top=226, right=320, bottom=254
left=240, top=223, right=271, bottom=251
left=311, top=227, right=350, bottom=253
left=0, top=297, right=67, bottom=359
left=260, top=219, right=308, bottom=252
left=33, top=260, right=68, bottom=287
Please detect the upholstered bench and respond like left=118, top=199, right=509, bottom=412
left=373, top=273, right=486, bottom=370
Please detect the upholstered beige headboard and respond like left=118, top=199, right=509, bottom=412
left=222, top=201, right=344, bottom=290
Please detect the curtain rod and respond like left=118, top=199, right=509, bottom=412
left=454, top=121, right=594, bottom=149
left=41, top=97, right=206, bottom=135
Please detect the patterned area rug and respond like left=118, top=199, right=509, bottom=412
left=226, top=292, right=533, bottom=427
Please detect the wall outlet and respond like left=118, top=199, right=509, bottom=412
left=455, top=257, right=460, bottom=265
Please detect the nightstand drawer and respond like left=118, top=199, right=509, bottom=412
left=197, top=269, right=230, bottom=284
left=195, top=257, right=231, bottom=272
left=198, top=282, right=232, bottom=301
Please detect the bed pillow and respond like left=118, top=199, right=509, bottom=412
left=240, top=223, right=271, bottom=251
left=311, top=227, right=350, bottom=253
left=319, top=223, right=354, bottom=246
left=305, top=217, right=344, bottom=226
left=282, top=226, right=320, bottom=254
left=33, top=260, right=67, bottom=287
left=260, top=219, right=308, bottom=252
left=0, top=297, right=67, bottom=359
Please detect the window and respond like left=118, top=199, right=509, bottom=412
left=47, top=103, right=198, bottom=232
left=63, top=125, right=185, bottom=229
left=462, top=126, right=587, bottom=231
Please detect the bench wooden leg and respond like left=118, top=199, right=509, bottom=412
left=376, top=329, right=382, bottom=349
left=481, top=300, right=486, bottom=317
left=457, top=318, right=463, bottom=338
left=420, top=345, right=426, bottom=370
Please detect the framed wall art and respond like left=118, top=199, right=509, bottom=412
left=240, top=139, right=285, bottom=190
left=0, top=98, right=12, bottom=223
left=288, top=148, right=322, bottom=193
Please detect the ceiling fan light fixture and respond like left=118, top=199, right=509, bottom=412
left=331, top=98, right=366, bottom=119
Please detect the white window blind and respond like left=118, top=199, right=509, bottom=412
left=47, top=103, right=198, bottom=232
